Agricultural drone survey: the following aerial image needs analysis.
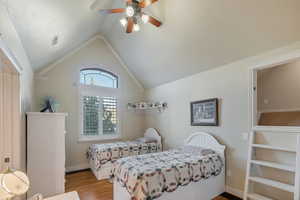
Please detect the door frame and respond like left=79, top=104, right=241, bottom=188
left=0, top=39, right=23, bottom=74
left=249, top=51, right=300, bottom=130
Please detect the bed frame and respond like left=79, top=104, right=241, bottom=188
left=90, top=128, right=162, bottom=180
left=113, top=132, right=226, bottom=200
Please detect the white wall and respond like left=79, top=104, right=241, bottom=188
left=145, top=41, right=300, bottom=196
left=0, top=3, right=34, bottom=171
left=257, top=60, right=300, bottom=112
left=103, top=0, right=300, bottom=88
left=34, top=36, right=145, bottom=171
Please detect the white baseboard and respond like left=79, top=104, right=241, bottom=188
left=66, top=163, right=90, bottom=173
left=225, top=185, right=243, bottom=198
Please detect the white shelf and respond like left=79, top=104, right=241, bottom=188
left=251, top=160, right=295, bottom=172
left=247, top=193, right=273, bottom=200
left=245, top=131, right=300, bottom=200
left=26, top=112, right=68, bottom=117
left=252, top=144, right=296, bottom=153
left=253, top=126, right=300, bottom=133
left=249, top=176, right=294, bottom=193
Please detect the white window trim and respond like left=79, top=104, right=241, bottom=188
left=78, top=70, right=121, bottom=142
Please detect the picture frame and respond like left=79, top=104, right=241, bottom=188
left=190, top=98, right=219, bottom=126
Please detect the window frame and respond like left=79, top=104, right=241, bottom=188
left=80, top=67, right=118, bottom=89
left=78, top=67, right=121, bottom=142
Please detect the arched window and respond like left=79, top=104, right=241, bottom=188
left=80, top=68, right=118, bottom=88
left=79, top=67, right=120, bottom=141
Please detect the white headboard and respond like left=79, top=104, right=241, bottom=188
left=144, top=128, right=162, bottom=148
left=184, top=132, right=225, bottom=154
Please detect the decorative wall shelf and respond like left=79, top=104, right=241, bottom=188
left=127, top=102, right=167, bottom=112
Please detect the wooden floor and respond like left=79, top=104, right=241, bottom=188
left=65, top=170, right=240, bottom=200
left=259, top=111, right=300, bottom=126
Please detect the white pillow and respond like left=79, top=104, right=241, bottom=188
left=182, top=145, right=215, bottom=155
left=135, top=137, right=157, bottom=143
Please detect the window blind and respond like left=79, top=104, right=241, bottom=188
left=82, top=96, right=117, bottom=137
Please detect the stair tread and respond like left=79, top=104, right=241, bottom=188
left=251, top=160, right=295, bottom=172
left=249, top=176, right=294, bottom=192
left=251, top=144, right=296, bottom=152
left=247, top=193, right=273, bottom=200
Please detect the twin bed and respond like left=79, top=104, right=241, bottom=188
left=88, top=128, right=162, bottom=180
left=88, top=130, right=226, bottom=200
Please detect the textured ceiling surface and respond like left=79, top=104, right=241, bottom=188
left=3, top=0, right=108, bottom=71
left=3, top=0, right=300, bottom=88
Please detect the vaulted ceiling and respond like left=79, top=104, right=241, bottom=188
left=4, top=0, right=300, bottom=88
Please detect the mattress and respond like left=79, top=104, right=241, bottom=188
left=87, top=141, right=161, bottom=171
left=112, top=146, right=223, bottom=200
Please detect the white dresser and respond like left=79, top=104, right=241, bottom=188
left=45, top=192, right=80, bottom=200
left=27, top=112, right=67, bottom=198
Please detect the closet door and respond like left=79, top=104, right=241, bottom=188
left=0, top=60, right=20, bottom=171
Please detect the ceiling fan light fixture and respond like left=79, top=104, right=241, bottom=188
left=95, top=0, right=161, bottom=34
left=126, top=6, right=135, bottom=17
left=141, top=14, right=149, bottom=23
left=120, top=18, right=127, bottom=27
left=145, top=0, right=151, bottom=6
left=133, top=24, right=140, bottom=32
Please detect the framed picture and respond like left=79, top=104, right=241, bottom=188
left=190, top=98, right=219, bottom=126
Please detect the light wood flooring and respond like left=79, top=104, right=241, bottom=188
left=65, top=170, right=241, bottom=200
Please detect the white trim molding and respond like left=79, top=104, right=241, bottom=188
left=0, top=38, right=23, bottom=74
left=253, top=126, right=300, bottom=133
left=36, top=35, right=144, bottom=90
left=37, top=36, right=98, bottom=75
left=249, top=42, right=300, bottom=128
left=100, top=36, right=144, bottom=90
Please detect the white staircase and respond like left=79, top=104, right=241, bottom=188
left=244, top=127, right=300, bottom=200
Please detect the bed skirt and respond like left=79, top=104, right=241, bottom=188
left=113, top=168, right=225, bottom=200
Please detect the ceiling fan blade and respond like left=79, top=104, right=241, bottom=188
left=148, top=16, right=162, bottom=27
left=126, top=0, right=132, bottom=7
left=139, top=0, right=158, bottom=8
left=99, top=8, right=125, bottom=14
left=126, top=18, right=134, bottom=33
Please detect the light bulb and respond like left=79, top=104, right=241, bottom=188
left=141, top=14, right=149, bottom=24
left=126, top=6, right=135, bottom=17
left=120, top=18, right=127, bottom=27
left=133, top=24, right=140, bottom=32
left=145, top=0, right=151, bottom=6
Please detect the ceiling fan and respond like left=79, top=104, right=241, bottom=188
left=91, top=0, right=162, bottom=33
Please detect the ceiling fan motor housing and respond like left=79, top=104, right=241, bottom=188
left=127, top=0, right=141, bottom=16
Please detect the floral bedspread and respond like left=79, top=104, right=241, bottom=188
left=87, top=141, right=161, bottom=171
left=112, top=147, right=223, bottom=200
